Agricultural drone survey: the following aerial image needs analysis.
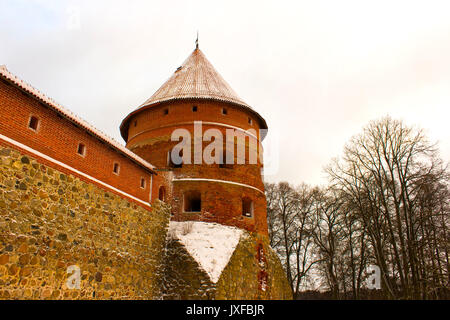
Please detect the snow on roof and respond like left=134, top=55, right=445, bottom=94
left=0, top=65, right=156, bottom=173
left=169, top=221, right=244, bottom=283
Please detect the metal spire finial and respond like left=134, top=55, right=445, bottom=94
left=195, top=31, right=199, bottom=49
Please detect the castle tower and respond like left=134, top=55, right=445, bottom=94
left=0, top=45, right=291, bottom=300
left=120, top=45, right=269, bottom=235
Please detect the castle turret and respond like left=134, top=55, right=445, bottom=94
left=120, top=46, right=269, bottom=235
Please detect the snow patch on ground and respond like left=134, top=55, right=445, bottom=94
left=168, top=221, right=243, bottom=283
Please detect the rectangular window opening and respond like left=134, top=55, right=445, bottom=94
left=77, top=143, right=86, bottom=156
left=28, top=116, right=39, bottom=131
left=113, top=163, right=120, bottom=175
left=184, top=191, right=201, bottom=213
left=242, top=198, right=254, bottom=217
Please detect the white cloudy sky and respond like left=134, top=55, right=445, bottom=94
left=1, top=0, right=449, bottom=186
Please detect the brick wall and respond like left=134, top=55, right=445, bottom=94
left=125, top=100, right=263, bottom=144
left=122, top=99, right=268, bottom=234
left=0, top=78, right=159, bottom=205
left=170, top=180, right=268, bottom=235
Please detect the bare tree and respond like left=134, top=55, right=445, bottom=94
left=266, top=117, right=448, bottom=300
left=265, top=182, right=318, bottom=299
left=309, top=188, right=344, bottom=299
left=326, top=116, right=449, bottom=299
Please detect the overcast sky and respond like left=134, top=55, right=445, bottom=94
left=1, top=0, right=449, bottom=186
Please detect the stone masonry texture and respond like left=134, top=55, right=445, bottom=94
left=0, top=48, right=292, bottom=300
left=162, top=229, right=292, bottom=300
left=0, top=145, right=170, bottom=300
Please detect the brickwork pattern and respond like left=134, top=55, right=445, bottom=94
left=123, top=99, right=267, bottom=235
left=0, top=79, right=157, bottom=204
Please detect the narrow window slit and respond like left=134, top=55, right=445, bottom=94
left=77, top=143, right=86, bottom=156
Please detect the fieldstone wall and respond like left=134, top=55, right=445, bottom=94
left=0, top=145, right=170, bottom=299
left=162, top=230, right=292, bottom=300
left=215, top=233, right=292, bottom=300
left=162, top=237, right=216, bottom=300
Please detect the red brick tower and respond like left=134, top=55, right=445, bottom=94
left=120, top=45, right=269, bottom=235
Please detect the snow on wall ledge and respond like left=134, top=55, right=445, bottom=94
left=168, top=221, right=243, bottom=283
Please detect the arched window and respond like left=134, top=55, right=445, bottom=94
left=158, top=186, right=166, bottom=202
left=242, top=198, right=253, bottom=217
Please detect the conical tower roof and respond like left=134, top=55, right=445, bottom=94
left=141, top=48, right=250, bottom=108
left=120, top=46, right=267, bottom=141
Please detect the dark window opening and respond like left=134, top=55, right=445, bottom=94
left=222, top=108, right=228, bottom=115
left=242, top=198, right=253, bottom=217
left=140, top=178, right=146, bottom=189
left=192, top=106, right=198, bottom=112
left=184, top=191, right=201, bottom=212
left=248, top=117, right=253, bottom=125
left=77, top=143, right=86, bottom=156
left=163, top=108, right=169, bottom=115
left=113, top=163, right=120, bottom=174
left=134, top=120, right=137, bottom=127
left=28, top=116, right=39, bottom=131
left=158, top=186, right=166, bottom=202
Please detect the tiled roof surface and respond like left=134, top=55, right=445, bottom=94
left=120, top=47, right=268, bottom=141
left=0, top=66, right=156, bottom=173
left=140, top=48, right=251, bottom=109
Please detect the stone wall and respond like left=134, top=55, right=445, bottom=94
left=162, top=237, right=216, bottom=300
left=0, top=144, right=170, bottom=300
left=162, top=228, right=292, bottom=300
left=215, top=233, right=292, bottom=300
